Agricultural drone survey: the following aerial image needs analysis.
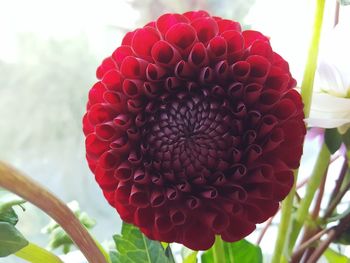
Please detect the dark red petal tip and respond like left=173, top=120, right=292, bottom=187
left=84, top=10, right=305, bottom=251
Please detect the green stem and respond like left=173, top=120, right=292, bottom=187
left=271, top=0, right=326, bottom=262
left=301, top=0, right=326, bottom=118
left=288, top=143, right=330, bottom=252
left=15, top=243, right=63, bottom=263
left=270, top=170, right=297, bottom=263
left=212, top=235, right=226, bottom=263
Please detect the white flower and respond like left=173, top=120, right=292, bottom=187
left=308, top=23, right=350, bottom=134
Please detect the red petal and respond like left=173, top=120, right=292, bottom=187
left=165, top=23, right=197, bottom=54
left=156, top=13, right=189, bottom=36
left=131, top=27, right=161, bottom=60
left=242, top=30, right=269, bottom=48
left=216, top=19, right=241, bottom=33
left=191, top=17, right=219, bottom=44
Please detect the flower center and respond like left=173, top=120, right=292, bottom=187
left=143, top=94, right=233, bottom=177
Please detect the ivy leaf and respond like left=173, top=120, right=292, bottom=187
left=0, top=189, right=25, bottom=214
left=111, top=222, right=171, bottom=263
left=325, top=128, right=342, bottom=154
left=324, top=248, right=350, bottom=263
left=0, top=208, right=19, bottom=226
left=202, top=239, right=263, bottom=263
left=0, top=222, right=29, bottom=257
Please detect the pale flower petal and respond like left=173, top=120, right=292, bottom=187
left=308, top=22, right=350, bottom=133
left=308, top=93, right=350, bottom=131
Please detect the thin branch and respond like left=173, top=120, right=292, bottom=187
left=323, top=176, right=350, bottom=220
left=0, top=161, right=108, bottom=263
left=328, top=157, right=348, bottom=206
left=307, top=214, right=350, bottom=263
left=311, top=168, right=327, bottom=219
left=291, top=227, right=330, bottom=262
left=256, top=216, right=274, bottom=245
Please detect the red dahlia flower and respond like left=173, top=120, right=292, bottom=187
left=83, top=10, right=305, bottom=250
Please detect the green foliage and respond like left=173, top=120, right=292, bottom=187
left=0, top=189, right=25, bottom=215
left=42, top=200, right=96, bottom=254
left=0, top=189, right=28, bottom=257
left=325, top=128, right=342, bottom=154
left=181, top=247, right=198, bottom=263
left=202, top=239, right=263, bottom=263
left=110, top=222, right=172, bottom=263
left=324, top=248, right=350, bottom=263
left=342, top=129, right=350, bottom=149
left=0, top=222, right=28, bottom=257
left=0, top=208, right=19, bottom=226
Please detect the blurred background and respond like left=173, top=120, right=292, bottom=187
left=0, top=0, right=348, bottom=262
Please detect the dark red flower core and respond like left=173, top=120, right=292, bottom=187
left=83, top=10, right=306, bottom=250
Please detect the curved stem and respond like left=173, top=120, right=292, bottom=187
left=15, top=243, right=63, bottom=263
left=0, top=161, right=108, bottom=263
left=301, top=0, right=326, bottom=118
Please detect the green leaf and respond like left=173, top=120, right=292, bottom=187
left=0, top=189, right=25, bottom=214
left=0, top=208, right=18, bottom=225
left=182, top=247, right=197, bottom=263
left=325, top=128, right=342, bottom=154
left=0, top=222, right=28, bottom=257
left=164, top=245, right=176, bottom=263
left=15, top=242, right=63, bottom=263
left=111, top=222, right=171, bottom=263
left=324, top=248, right=350, bottom=263
left=202, top=239, right=263, bottom=263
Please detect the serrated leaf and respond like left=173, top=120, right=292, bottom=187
left=325, top=128, right=342, bottom=154
left=0, top=189, right=25, bottom=214
left=202, top=239, right=262, bottom=263
left=111, top=222, right=171, bottom=263
left=0, top=222, right=28, bottom=257
left=324, top=248, right=350, bottom=263
left=0, top=208, right=18, bottom=225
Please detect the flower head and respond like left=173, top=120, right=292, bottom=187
left=309, top=23, right=350, bottom=134
left=83, top=11, right=305, bottom=250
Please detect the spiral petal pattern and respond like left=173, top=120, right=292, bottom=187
left=83, top=11, right=305, bottom=250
